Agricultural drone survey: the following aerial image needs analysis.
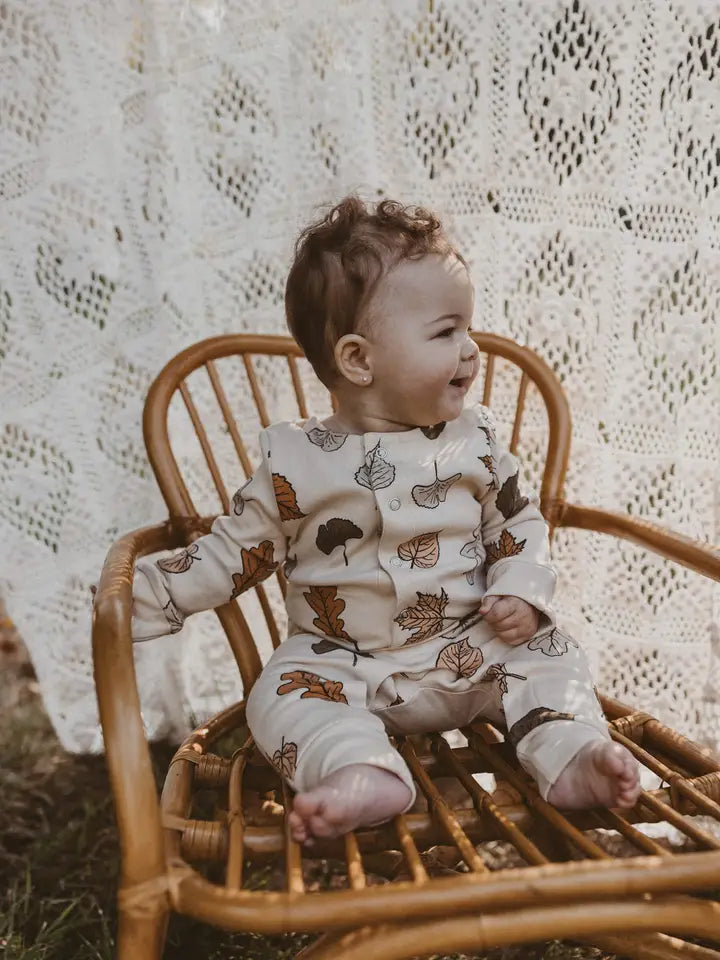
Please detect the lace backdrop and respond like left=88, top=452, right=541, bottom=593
left=1, top=0, right=718, bottom=752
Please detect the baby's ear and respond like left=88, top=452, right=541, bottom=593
left=334, top=333, right=372, bottom=386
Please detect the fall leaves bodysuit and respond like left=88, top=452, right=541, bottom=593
left=131, top=403, right=610, bottom=802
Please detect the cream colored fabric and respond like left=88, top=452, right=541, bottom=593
left=1, top=0, right=717, bottom=751
left=132, top=404, right=556, bottom=648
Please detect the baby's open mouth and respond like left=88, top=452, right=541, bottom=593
left=450, top=377, right=467, bottom=387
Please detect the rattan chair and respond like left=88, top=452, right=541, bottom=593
left=92, top=332, right=720, bottom=960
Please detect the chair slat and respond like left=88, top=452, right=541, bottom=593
left=226, top=741, right=251, bottom=890
left=287, top=355, right=309, bottom=419
left=392, top=814, right=429, bottom=884
left=179, top=381, right=230, bottom=513
left=281, top=780, right=305, bottom=893
left=205, top=360, right=253, bottom=478
left=590, top=808, right=671, bottom=857
left=510, top=372, right=529, bottom=455
left=482, top=353, right=495, bottom=406
left=344, top=832, right=366, bottom=890
left=399, top=739, right=487, bottom=873
left=243, top=355, right=271, bottom=428
left=429, top=734, right=547, bottom=866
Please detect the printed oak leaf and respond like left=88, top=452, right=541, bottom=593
left=230, top=540, right=277, bottom=599
left=355, top=442, right=396, bottom=491
left=276, top=670, right=348, bottom=704
left=315, top=517, right=363, bottom=565
left=436, top=637, right=483, bottom=679
left=272, top=473, right=306, bottom=520
left=272, top=737, right=298, bottom=780
left=527, top=629, right=578, bottom=658
left=306, top=425, right=348, bottom=452
left=394, top=588, right=451, bottom=643
left=397, top=531, right=440, bottom=569
left=304, top=584, right=371, bottom=665
left=231, top=477, right=252, bottom=516
left=157, top=542, right=201, bottom=574
left=480, top=663, right=527, bottom=696
left=495, top=472, right=529, bottom=520
left=411, top=461, right=462, bottom=509
left=485, top=529, right=526, bottom=567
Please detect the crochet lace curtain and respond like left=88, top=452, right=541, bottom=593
left=1, top=0, right=718, bottom=752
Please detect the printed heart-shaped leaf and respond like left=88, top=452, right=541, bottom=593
left=355, top=442, right=396, bottom=491
left=435, top=637, right=483, bottom=679
left=397, top=531, right=440, bottom=569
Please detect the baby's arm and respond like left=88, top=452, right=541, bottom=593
left=476, top=407, right=556, bottom=637
left=132, top=432, right=286, bottom=641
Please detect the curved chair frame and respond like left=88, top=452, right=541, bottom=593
left=93, top=333, right=720, bottom=960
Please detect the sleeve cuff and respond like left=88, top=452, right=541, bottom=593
left=483, top=558, right=557, bottom=630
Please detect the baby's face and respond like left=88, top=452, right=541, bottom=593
left=365, top=254, right=480, bottom=427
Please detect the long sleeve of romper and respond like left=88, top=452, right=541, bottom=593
left=131, top=431, right=287, bottom=642
left=477, top=408, right=557, bottom=629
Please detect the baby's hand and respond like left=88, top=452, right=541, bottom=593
left=479, top=595, right=539, bottom=645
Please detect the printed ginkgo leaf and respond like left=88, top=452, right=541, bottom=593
left=157, top=542, right=201, bottom=574
left=420, top=422, right=446, bottom=439
left=230, top=540, right=277, bottom=599
left=397, top=531, right=440, bottom=569
left=495, top=472, right=530, bottom=520
left=480, top=663, right=527, bottom=696
left=276, top=670, right=348, bottom=704
left=394, top=588, right=450, bottom=642
left=315, top=517, right=363, bottom=565
left=306, top=425, right=348, bottom=452
left=460, top=523, right=483, bottom=584
left=485, top=529, right=526, bottom=566
left=303, top=584, right=352, bottom=640
left=436, top=637, right=483, bottom=679
left=478, top=454, right=499, bottom=490
left=440, top=608, right=485, bottom=640
left=272, top=737, right=298, bottom=780
left=527, top=629, right=578, bottom=658
left=231, top=477, right=252, bottom=516
left=311, top=636, right=373, bottom=665
left=163, top=600, right=184, bottom=634
left=354, top=442, right=396, bottom=491
left=411, top=461, right=462, bottom=509
left=272, top=473, right=306, bottom=520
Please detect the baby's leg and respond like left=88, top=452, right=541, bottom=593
left=483, top=629, right=640, bottom=809
left=246, top=636, right=415, bottom=843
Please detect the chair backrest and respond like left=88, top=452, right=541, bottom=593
left=143, top=333, right=571, bottom=690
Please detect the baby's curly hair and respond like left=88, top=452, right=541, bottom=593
left=285, top=195, right=461, bottom=387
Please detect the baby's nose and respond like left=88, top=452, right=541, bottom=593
left=461, top=337, right=479, bottom=361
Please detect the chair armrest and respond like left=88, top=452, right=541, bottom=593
left=557, top=503, right=719, bottom=581
left=92, top=519, right=189, bottom=887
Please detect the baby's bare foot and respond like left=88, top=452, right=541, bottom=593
left=288, top=764, right=412, bottom=844
left=547, top=740, right=641, bottom=810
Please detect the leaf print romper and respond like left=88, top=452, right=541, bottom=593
left=131, top=405, right=610, bottom=803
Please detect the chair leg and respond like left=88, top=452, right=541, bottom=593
left=116, top=900, right=169, bottom=960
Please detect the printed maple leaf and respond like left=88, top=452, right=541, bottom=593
left=315, top=517, right=363, bottom=565
left=394, top=588, right=450, bottom=643
left=411, top=461, right=462, bottom=509
left=276, top=670, right=348, bottom=704
left=306, top=425, right=348, bottom=452
left=157, top=542, right=201, bottom=574
left=397, top=531, right=440, bottom=569
left=354, top=442, right=396, bottom=491
left=230, top=540, right=277, bottom=599
left=527, top=629, right=578, bottom=658
left=435, top=637, right=483, bottom=679
left=272, top=737, right=298, bottom=780
left=495, top=472, right=529, bottom=520
left=272, top=473, right=307, bottom=520
left=485, top=529, right=526, bottom=566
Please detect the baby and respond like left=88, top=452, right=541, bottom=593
left=131, top=196, right=640, bottom=844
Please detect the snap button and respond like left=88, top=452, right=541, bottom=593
left=390, top=556, right=402, bottom=567
left=389, top=498, right=401, bottom=511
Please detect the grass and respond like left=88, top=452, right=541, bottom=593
left=0, top=632, right=617, bottom=960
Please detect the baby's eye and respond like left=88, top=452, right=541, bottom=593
left=435, top=328, right=455, bottom=338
